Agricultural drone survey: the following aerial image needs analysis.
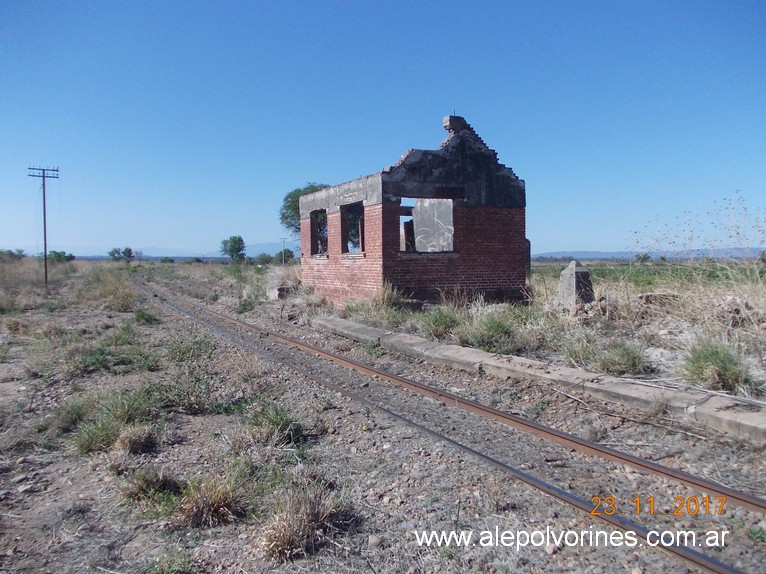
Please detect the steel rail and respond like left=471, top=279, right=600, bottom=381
left=191, top=303, right=766, bottom=517
left=135, top=279, right=751, bottom=574
left=282, top=348, right=745, bottom=574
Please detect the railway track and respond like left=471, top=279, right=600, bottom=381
left=135, top=275, right=766, bottom=574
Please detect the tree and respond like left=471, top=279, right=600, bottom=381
left=274, top=248, right=295, bottom=264
left=0, top=249, right=25, bottom=262
left=635, top=252, right=650, bottom=264
left=253, top=252, right=273, bottom=266
left=221, top=235, right=246, bottom=262
left=122, top=247, right=135, bottom=263
left=48, top=250, right=75, bottom=263
left=279, top=183, right=330, bottom=237
left=108, top=247, right=122, bottom=261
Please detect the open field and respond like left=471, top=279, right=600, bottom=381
left=1, top=257, right=764, bottom=573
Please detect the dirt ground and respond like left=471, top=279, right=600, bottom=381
left=1, top=262, right=764, bottom=574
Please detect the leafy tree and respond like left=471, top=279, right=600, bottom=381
left=253, top=252, right=273, bottom=265
left=48, top=250, right=75, bottom=263
left=122, top=247, right=135, bottom=263
left=635, top=252, right=650, bottom=264
left=274, top=248, right=295, bottom=264
left=108, top=247, right=122, bottom=261
left=279, top=183, right=329, bottom=237
left=0, top=249, right=25, bottom=262
left=221, top=235, right=246, bottom=262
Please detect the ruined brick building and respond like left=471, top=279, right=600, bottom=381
left=299, top=116, right=530, bottom=305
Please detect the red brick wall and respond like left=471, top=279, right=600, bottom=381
left=383, top=205, right=528, bottom=300
left=301, top=203, right=528, bottom=305
left=300, top=204, right=385, bottom=305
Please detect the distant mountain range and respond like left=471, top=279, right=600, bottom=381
left=532, top=247, right=764, bottom=260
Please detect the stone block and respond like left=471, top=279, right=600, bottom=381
left=558, top=260, right=594, bottom=307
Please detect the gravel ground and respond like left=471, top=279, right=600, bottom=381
left=0, top=266, right=763, bottom=574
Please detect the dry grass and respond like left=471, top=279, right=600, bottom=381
left=0, top=257, right=77, bottom=313
left=261, top=466, right=351, bottom=561
left=114, top=424, right=158, bottom=454
left=173, top=476, right=244, bottom=528
left=264, top=262, right=301, bottom=293
left=78, top=265, right=138, bottom=311
left=250, top=401, right=304, bottom=446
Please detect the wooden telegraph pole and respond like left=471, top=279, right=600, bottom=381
left=28, top=166, right=59, bottom=290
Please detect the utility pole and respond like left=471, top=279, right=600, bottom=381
left=280, top=238, right=288, bottom=264
left=28, top=167, right=59, bottom=290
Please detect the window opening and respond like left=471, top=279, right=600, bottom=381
left=399, top=197, right=454, bottom=252
left=340, top=202, right=365, bottom=253
left=310, top=209, right=328, bottom=255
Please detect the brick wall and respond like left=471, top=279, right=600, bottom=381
left=301, top=202, right=528, bottom=305
left=300, top=204, right=385, bottom=305
left=384, top=205, right=528, bottom=300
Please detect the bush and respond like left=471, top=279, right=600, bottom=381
left=592, top=342, right=650, bottom=376
left=143, top=547, right=197, bottom=574
left=261, top=469, right=351, bottom=561
left=454, top=311, right=517, bottom=355
left=68, top=388, right=160, bottom=453
left=174, top=477, right=243, bottom=528
left=135, top=309, right=161, bottom=324
left=167, top=333, right=215, bottom=363
left=683, top=341, right=755, bottom=394
left=251, top=401, right=303, bottom=446
left=419, top=306, right=461, bottom=339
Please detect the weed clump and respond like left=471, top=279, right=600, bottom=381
left=121, top=465, right=184, bottom=501
left=261, top=467, right=351, bottom=561
left=167, top=333, right=215, bottom=363
left=251, top=401, right=304, bottom=446
left=419, top=305, right=461, bottom=340
left=143, top=547, right=197, bottom=574
left=592, top=342, right=651, bottom=376
left=66, top=388, right=160, bottom=453
left=114, top=424, right=158, bottom=454
left=174, top=477, right=243, bottom=528
left=364, top=340, right=385, bottom=358
left=135, top=309, right=161, bottom=325
left=682, top=341, right=756, bottom=394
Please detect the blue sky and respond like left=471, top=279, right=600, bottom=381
left=2, top=1, right=764, bottom=256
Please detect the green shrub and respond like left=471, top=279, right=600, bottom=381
left=592, top=342, right=650, bottom=376
left=153, top=368, right=213, bottom=415
left=70, top=345, right=111, bottom=374
left=69, top=388, right=160, bottom=453
left=364, top=340, right=385, bottom=358
left=454, top=312, right=517, bottom=355
left=143, top=547, right=197, bottom=574
left=73, top=416, right=123, bottom=453
left=251, top=401, right=303, bottom=446
left=419, top=306, right=461, bottom=339
left=683, top=341, right=755, bottom=393
left=135, top=309, right=161, bottom=325
left=236, top=298, right=255, bottom=314
left=107, top=323, right=138, bottom=346
left=167, top=333, right=215, bottom=363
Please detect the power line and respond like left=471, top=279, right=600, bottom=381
left=28, top=166, right=59, bottom=290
